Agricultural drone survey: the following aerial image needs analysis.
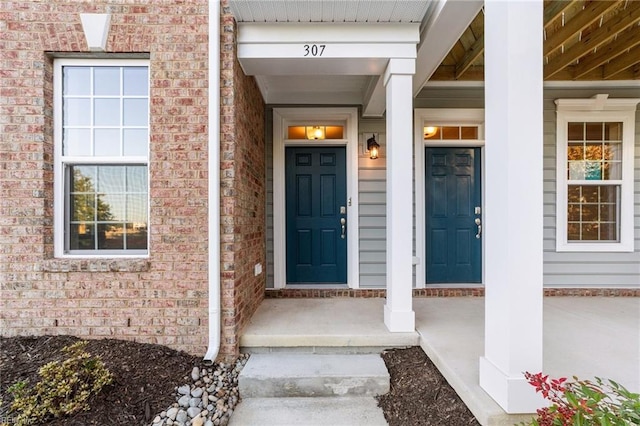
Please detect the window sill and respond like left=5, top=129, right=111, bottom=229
left=556, top=242, right=634, bottom=253
left=40, top=258, right=150, bottom=273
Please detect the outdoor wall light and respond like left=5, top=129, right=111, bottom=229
left=367, top=134, right=380, bottom=160
left=306, top=126, right=326, bottom=140
left=423, top=126, right=438, bottom=138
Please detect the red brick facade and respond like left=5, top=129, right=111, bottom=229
left=0, top=1, right=266, bottom=358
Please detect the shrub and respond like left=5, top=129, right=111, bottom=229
left=519, top=372, right=640, bottom=426
left=6, top=341, right=113, bottom=425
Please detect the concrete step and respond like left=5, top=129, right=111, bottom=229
left=238, top=353, right=390, bottom=398
left=228, top=397, right=388, bottom=426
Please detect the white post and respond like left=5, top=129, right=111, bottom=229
left=383, top=58, right=415, bottom=332
left=479, top=0, right=545, bottom=413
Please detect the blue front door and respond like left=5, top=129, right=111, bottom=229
left=426, top=147, right=482, bottom=283
left=286, top=147, right=347, bottom=284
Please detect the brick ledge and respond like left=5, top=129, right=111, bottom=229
left=39, top=259, right=150, bottom=273
left=265, top=288, right=639, bottom=298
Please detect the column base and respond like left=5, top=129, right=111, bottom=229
left=383, top=303, right=415, bottom=332
left=479, top=357, right=546, bottom=414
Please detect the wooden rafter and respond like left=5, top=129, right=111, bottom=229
left=544, top=0, right=576, bottom=27
left=544, top=1, right=620, bottom=56
left=544, top=1, right=640, bottom=79
left=603, top=44, right=640, bottom=79
left=455, top=34, right=484, bottom=80
left=573, top=28, right=640, bottom=78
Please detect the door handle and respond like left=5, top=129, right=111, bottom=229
left=340, top=218, right=346, bottom=239
left=475, top=218, right=482, bottom=239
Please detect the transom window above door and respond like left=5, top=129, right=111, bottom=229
left=287, top=125, right=344, bottom=140
left=423, top=125, right=479, bottom=140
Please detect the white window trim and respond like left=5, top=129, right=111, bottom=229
left=53, top=58, right=150, bottom=258
left=414, top=108, right=485, bottom=288
left=555, top=96, right=639, bottom=253
left=272, top=107, right=360, bottom=289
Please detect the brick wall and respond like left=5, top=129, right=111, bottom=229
left=0, top=0, right=267, bottom=358
left=219, top=1, right=267, bottom=357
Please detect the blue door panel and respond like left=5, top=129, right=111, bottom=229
left=426, top=147, right=481, bottom=283
left=286, top=147, right=347, bottom=283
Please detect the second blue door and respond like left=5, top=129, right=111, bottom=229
left=426, top=147, right=482, bottom=283
left=286, top=147, right=347, bottom=284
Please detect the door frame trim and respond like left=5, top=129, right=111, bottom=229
left=414, top=108, right=485, bottom=288
left=273, top=107, right=360, bottom=289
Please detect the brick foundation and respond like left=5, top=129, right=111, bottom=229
left=265, top=288, right=639, bottom=298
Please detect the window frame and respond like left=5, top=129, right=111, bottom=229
left=53, top=58, right=150, bottom=258
left=555, top=96, right=638, bottom=253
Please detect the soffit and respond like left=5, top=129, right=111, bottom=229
left=228, top=0, right=430, bottom=23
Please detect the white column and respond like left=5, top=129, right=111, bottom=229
left=479, top=0, right=545, bottom=413
left=383, top=58, right=415, bottom=332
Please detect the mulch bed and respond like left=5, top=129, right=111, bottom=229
left=1, top=336, right=479, bottom=425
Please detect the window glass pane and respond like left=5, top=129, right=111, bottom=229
left=99, top=194, right=124, bottom=221
left=98, top=166, right=125, bottom=192
left=94, top=98, right=120, bottom=126
left=64, top=98, right=91, bottom=126
left=442, top=126, right=459, bottom=139
left=94, top=67, right=120, bottom=96
left=127, top=194, right=147, bottom=223
left=69, top=223, right=96, bottom=250
left=567, top=122, right=583, bottom=140
left=63, top=67, right=91, bottom=95
left=123, top=98, right=148, bottom=126
left=71, top=166, right=97, bottom=192
left=460, top=127, right=478, bottom=139
left=94, top=129, right=121, bottom=156
left=567, top=143, right=583, bottom=160
left=123, top=67, right=148, bottom=96
left=123, top=129, right=148, bottom=157
left=567, top=185, right=619, bottom=242
left=423, top=126, right=440, bottom=139
left=585, top=122, right=602, bottom=140
left=126, top=223, right=148, bottom=249
left=604, top=122, right=622, bottom=140
left=70, top=194, right=95, bottom=221
left=63, top=129, right=91, bottom=156
left=98, top=223, right=124, bottom=250
left=127, top=166, right=147, bottom=192
left=584, top=143, right=602, bottom=160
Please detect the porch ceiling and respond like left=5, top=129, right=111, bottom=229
left=432, top=0, right=640, bottom=81
left=228, top=0, right=639, bottom=114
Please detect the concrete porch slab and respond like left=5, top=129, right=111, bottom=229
left=415, top=297, right=640, bottom=426
left=240, top=296, right=639, bottom=426
left=240, top=298, right=419, bottom=351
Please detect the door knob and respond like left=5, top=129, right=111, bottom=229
left=340, top=218, right=346, bottom=239
left=474, top=218, right=482, bottom=239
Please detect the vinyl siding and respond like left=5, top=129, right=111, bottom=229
left=264, top=86, right=640, bottom=289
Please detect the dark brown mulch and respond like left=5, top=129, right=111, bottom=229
left=378, top=346, right=481, bottom=426
left=1, top=336, right=479, bottom=426
left=0, top=335, right=199, bottom=426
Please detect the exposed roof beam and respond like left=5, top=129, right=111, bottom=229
left=455, top=34, right=484, bottom=80
left=413, top=0, right=483, bottom=95
left=573, top=29, right=640, bottom=79
left=544, top=1, right=640, bottom=79
left=430, top=65, right=484, bottom=81
left=544, top=1, right=620, bottom=56
left=603, top=44, right=640, bottom=79
left=544, top=0, right=576, bottom=27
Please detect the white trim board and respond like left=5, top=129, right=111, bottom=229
left=272, top=108, right=360, bottom=289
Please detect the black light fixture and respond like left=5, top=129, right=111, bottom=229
left=367, top=134, right=380, bottom=160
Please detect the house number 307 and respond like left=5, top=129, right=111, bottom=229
left=303, top=44, right=326, bottom=57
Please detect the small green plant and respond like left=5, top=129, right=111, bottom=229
left=518, top=372, right=640, bottom=426
left=7, top=341, right=113, bottom=425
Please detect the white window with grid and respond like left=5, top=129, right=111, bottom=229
left=555, top=96, right=638, bottom=253
left=54, top=59, right=149, bottom=257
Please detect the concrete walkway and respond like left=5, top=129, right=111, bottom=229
left=238, top=296, right=639, bottom=426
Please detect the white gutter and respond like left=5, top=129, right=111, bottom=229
left=204, top=0, right=221, bottom=363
